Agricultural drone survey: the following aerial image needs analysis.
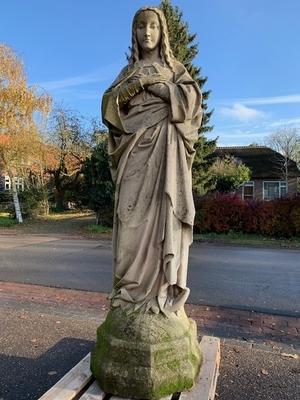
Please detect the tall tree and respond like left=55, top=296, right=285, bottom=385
left=159, top=0, right=217, bottom=194
left=46, top=107, right=92, bottom=210
left=0, top=44, right=51, bottom=222
left=160, top=0, right=212, bottom=132
left=81, top=133, right=114, bottom=225
left=210, top=155, right=251, bottom=193
left=265, top=127, right=300, bottom=182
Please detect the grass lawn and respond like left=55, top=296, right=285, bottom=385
left=1, top=210, right=299, bottom=248
left=0, top=210, right=112, bottom=238
left=0, top=212, right=17, bottom=227
left=86, top=224, right=112, bottom=234
left=194, top=231, right=300, bottom=249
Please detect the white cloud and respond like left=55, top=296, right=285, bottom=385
left=214, top=128, right=271, bottom=147
left=219, top=103, right=267, bottom=122
left=37, top=73, right=103, bottom=90
left=34, top=60, right=123, bottom=91
left=218, top=93, right=300, bottom=106
left=268, top=117, right=300, bottom=128
left=239, top=94, right=300, bottom=106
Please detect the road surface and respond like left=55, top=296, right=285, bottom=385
left=0, top=234, right=299, bottom=316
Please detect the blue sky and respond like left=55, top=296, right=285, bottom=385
left=1, top=0, right=300, bottom=145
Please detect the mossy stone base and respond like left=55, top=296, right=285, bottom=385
left=90, top=307, right=202, bottom=400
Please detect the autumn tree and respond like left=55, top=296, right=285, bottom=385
left=0, top=44, right=51, bottom=222
left=159, top=0, right=217, bottom=194
left=19, top=139, right=57, bottom=217
left=210, top=155, right=251, bottom=192
left=45, top=107, right=92, bottom=210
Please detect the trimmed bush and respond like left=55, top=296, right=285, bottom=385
left=194, top=193, right=300, bottom=237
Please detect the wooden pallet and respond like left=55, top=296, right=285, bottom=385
left=39, top=336, right=220, bottom=400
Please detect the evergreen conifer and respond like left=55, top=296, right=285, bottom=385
left=160, top=0, right=217, bottom=194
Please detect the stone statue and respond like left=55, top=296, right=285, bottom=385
left=102, top=6, right=202, bottom=315
left=91, top=7, right=203, bottom=399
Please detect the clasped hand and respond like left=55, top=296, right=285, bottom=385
left=118, top=73, right=170, bottom=106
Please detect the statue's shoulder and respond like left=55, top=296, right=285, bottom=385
left=172, top=59, right=186, bottom=74
left=172, top=59, right=193, bottom=82
left=109, top=64, right=133, bottom=89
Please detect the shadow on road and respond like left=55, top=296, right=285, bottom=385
left=0, top=338, right=95, bottom=400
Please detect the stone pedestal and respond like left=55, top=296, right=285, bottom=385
left=90, top=307, right=202, bottom=400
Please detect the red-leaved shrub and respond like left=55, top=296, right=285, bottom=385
left=194, top=193, right=244, bottom=234
left=194, top=193, right=300, bottom=237
left=290, top=199, right=300, bottom=235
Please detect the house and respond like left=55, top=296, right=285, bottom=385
left=0, top=174, right=24, bottom=192
left=214, top=146, right=300, bottom=200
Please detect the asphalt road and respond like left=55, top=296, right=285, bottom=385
left=1, top=298, right=298, bottom=400
left=0, top=234, right=299, bottom=316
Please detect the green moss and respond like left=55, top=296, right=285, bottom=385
left=91, top=307, right=202, bottom=399
left=153, top=377, right=194, bottom=400
left=166, top=359, right=182, bottom=371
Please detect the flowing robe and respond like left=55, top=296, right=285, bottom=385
left=102, top=60, right=202, bottom=315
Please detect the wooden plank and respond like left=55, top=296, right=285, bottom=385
left=110, top=397, right=131, bottom=400
left=180, top=335, right=220, bottom=400
left=110, top=396, right=173, bottom=400
left=77, top=381, right=105, bottom=400
left=39, top=353, right=93, bottom=400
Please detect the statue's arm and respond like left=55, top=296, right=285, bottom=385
left=146, top=62, right=202, bottom=122
left=168, top=66, right=202, bottom=124
left=147, top=83, right=170, bottom=102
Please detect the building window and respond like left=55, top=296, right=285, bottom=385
left=4, top=176, right=24, bottom=191
left=243, top=181, right=254, bottom=200
left=14, top=177, right=24, bottom=191
left=263, top=181, right=287, bottom=200
left=4, top=176, right=11, bottom=191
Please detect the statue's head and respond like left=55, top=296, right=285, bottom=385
left=130, top=7, right=174, bottom=69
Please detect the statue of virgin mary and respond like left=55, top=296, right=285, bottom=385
left=91, top=8, right=203, bottom=398
left=102, top=6, right=202, bottom=315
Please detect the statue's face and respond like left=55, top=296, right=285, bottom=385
left=136, top=11, right=161, bottom=52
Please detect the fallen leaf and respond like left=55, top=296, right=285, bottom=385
left=281, top=353, right=298, bottom=359
left=48, top=371, right=57, bottom=376
left=261, top=368, right=269, bottom=375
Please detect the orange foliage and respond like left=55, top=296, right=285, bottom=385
left=0, top=44, right=52, bottom=175
left=0, top=134, right=11, bottom=146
